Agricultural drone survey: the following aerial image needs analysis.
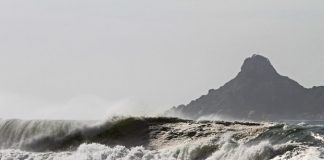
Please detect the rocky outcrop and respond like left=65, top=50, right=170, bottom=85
left=166, top=54, right=324, bottom=120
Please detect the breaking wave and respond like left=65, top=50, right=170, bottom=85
left=0, top=118, right=324, bottom=160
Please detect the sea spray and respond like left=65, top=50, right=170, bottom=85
left=1, top=117, right=324, bottom=159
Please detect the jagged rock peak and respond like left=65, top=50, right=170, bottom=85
left=239, top=54, right=278, bottom=78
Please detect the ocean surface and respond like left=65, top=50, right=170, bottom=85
left=0, top=117, right=324, bottom=160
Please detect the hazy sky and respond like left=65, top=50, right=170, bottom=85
left=0, top=0, right=323, bottom=119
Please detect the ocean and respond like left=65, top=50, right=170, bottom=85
left=0, top=117, right=324, bottom=160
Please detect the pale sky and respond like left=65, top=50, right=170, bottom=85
left=0, top=0, right=323, bottom=119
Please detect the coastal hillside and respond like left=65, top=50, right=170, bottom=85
left=166, top=55, right=324, bottom=120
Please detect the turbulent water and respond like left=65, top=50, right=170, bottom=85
left=0, top=117, right=324, bottom=160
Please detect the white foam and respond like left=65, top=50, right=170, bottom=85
left=1, top=141, right=323, bottom=160
left=206, top=137, right=274, bottom=160
left=311, top=132, right=324, bottom=142
left=271, top=146, right=324, bottom=160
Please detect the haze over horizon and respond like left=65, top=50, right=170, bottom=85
left=0, top=0, right=324, bottom=119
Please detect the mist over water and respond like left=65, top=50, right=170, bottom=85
left=0, top=93, right=166, bottom=120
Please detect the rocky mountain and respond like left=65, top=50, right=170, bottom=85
left=166, top=54, right=324, bottom=120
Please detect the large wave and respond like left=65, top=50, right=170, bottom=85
left=0, top=117, right=189, bottom=152
left=1, top=117, right=324, bottom=160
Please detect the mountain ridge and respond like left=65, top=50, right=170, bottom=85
left=166, top=54, right=324, bottom=120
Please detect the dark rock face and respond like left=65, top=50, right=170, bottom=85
left=166, top=54, right=324, bottom=120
